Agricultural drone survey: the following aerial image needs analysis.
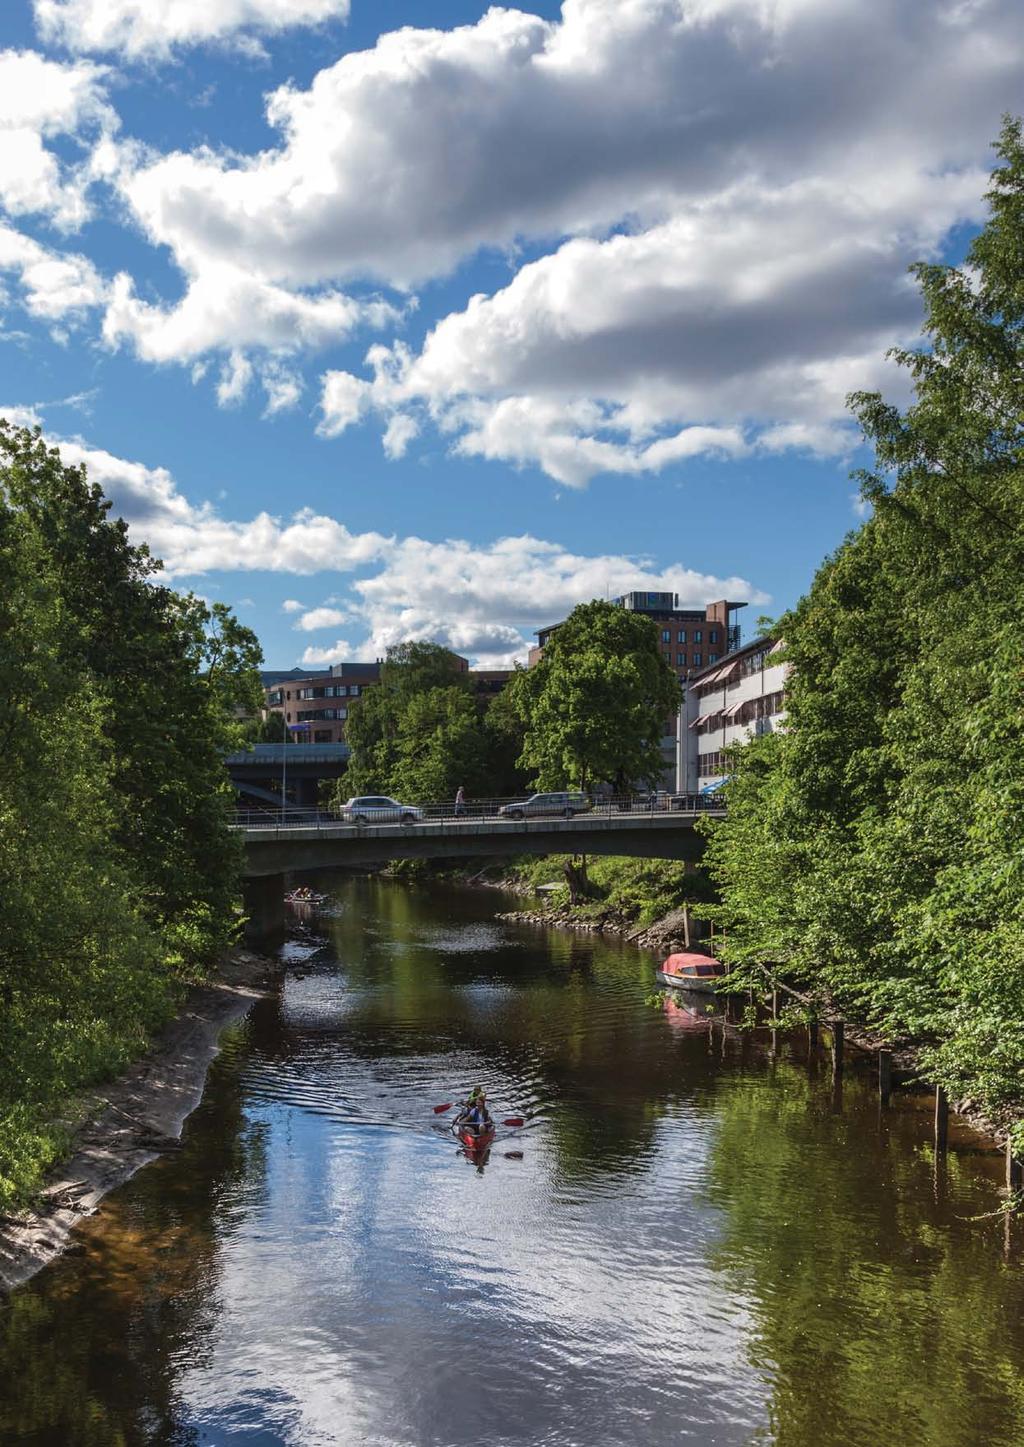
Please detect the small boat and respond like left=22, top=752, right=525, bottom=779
left=284, top=890, right=327, bottom=905
left=458, top=1125, right=495, bottom=1152
left=453, top=1116, right=495, bottom=1152
left=656, top=951, right=726, bottom=992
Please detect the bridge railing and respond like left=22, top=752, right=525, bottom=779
left=232, top=792, right=725, bottom=831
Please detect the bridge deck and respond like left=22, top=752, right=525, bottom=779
left=237, top=807, right=724, bottom=875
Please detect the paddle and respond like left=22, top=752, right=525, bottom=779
left=501, top=1117, right=524, bottom=1128
left=433, top=1102, right=455, bottom=1114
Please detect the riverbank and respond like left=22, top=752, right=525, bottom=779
left=0, top=946, right=279, bottom=1294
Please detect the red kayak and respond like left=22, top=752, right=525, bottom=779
left=455, top=1121, right=495, bottom=1152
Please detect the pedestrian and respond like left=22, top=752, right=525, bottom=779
left=454, top=785, right=466, bottom=818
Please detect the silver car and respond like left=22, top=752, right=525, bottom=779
left=340, top=795, right=423, bottom=824
left=498, top=791, right=591, bottom=820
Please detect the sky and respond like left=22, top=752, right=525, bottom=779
left=0, top=0, right=1021, bottom=670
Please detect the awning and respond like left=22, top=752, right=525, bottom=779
left=769, top=639, right=786, bottom=656
left=721, top=701, right=746, bottom=719
left=689, top=710, right=722, bottom=729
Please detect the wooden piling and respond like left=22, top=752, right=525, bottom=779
left=1007, top=1141, right=1023, bottom=1194
left=808, top=1015, right=818, bottom=1055
left=934, top=1085, right=949, bottom=1154
left=831, top=1020, right=845, bottom=1081
left=878, top=1049, right=892, bottom=1108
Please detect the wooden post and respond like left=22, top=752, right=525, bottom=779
left=934, top=1085, right=949, bottom=1154
left=1007, top=1141, right=1023, bottom=1193
left=831, top=1020, right=845, bottom=1081
left=808, top=1015, right=819, bottom=1054
left=878, top=1049, right=892, bottom=1108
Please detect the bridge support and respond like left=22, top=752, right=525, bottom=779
left=243, top=872, right=286, bottom=950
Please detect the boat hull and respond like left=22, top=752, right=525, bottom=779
left=656, top=969, right=721, bottom=993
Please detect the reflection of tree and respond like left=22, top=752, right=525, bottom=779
left=704, top=1065, right=1024, bottom=1446
left=0, top=1020, right=269, bottom=1446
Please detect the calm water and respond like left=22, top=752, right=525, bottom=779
left=3, top=875, right=1024, bottom=1447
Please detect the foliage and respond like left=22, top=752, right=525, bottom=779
left=338, top=640, right=526, bottom=802
left=0, top=422, right=262, bottom=1207
left=508, top=853, right=715, bottom=929
left=506, top=600, right=680, bottom=791
left=698, top=119, right=1024, bottom=1137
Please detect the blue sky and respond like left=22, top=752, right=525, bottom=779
left=1, top=0, right=1020, bottom=668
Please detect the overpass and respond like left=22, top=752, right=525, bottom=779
left=225, top=743, right=349, bottom=809
left=236, top=802, right=724, bottom=942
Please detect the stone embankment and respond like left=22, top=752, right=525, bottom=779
left=0, top=946, right=280, bottom=1294
left=496, top=900, right=694, bottom=954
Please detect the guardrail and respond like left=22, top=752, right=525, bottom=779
left=232, top=793, right=725, bottom=831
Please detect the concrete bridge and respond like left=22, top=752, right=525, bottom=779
left=237, top=805, right=723, bottom=943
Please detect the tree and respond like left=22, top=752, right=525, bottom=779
left=511, top=600, right=680, bottom=791
left=698, top=119, right=1024, bottom=1141
left=341, top=641, right=472, bottom=797
left=391, top=686, right=491, bottom=801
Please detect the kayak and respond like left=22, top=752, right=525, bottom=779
left=457, top=1125, right=495, bottom=1152
left=453, top=1116, right=495, bottom=1151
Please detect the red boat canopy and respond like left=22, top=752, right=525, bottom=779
left=662, top=952, right=726, bottom=976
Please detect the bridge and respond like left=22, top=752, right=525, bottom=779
left=225, top=743, right=350, bottom=809
left=236, top=799, right=725, bottom=943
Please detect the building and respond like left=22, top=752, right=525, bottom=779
left=678, top=636, right=787, bottom=793
left=264, top=662, right=382, bottom=744
left=261, top=654, right=508, bottom=745
left=530, top=593, right=747, bottom=686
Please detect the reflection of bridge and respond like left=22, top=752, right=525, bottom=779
left=237, top=804, right=724, bottom=944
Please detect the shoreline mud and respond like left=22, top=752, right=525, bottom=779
left=0, top=946, right=280, bottom=1295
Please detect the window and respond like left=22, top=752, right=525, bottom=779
left=694, top=629, right=702, bottom=643
left=350, top=685, right=360, bottom=697
left=677, top=652, right=686, bottom=666
left=661, top=629, right=670, bottom=642
left=709, top=652, right=719, bottom=663
left=267, top=690, right=283, bottom=706
left=677, top=629, right=686, bottom=643
left=693, top=653, right=702, bottom=666
left=337, top=685, right=348, bottom=696
left=709, top=629, right=719, bottom=644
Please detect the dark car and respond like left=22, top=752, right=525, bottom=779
left=498, top=791, right=591, bottom=820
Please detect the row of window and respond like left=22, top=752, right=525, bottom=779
left=696, top=692, right=785, bottom=734
left=296, top=708, right=348, bottom=721
left=698, top=750, right=726, bottom=776
left=267, top=684, right=362, bottom=705
left=660, top=628, right=719, bottom=645
left=297, top=684, right=362, bottom=700
left=664, top=651, right=718, bottom=668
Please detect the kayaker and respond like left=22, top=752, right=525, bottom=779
left=464, top=1090, right=492, bottom=1133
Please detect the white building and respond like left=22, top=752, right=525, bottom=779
left=676, top=637, right=787, bottom=793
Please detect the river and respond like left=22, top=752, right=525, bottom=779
left=2, top=874, right=1024, bottom=1446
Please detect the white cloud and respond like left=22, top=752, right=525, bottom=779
left=0, top=49, right=114, bottom=227
left=106, top=0, right=1021, bottom=475
left=34, top=0, right=350, bottom=60
left=300, top=638, right=354, bottom=666
left=13, top=423, right=767, bottom=666
left=294, top=605, right=348, bottom=631
left=102, top=264, right=397, bottom=364
left=216, top=348, right=252, bottom=407
left=0, top=223, right=106, bottom=322
left=261, top=361, right=303, bottom=416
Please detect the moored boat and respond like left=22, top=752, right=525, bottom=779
left=656, top=951, right=726, bottom=993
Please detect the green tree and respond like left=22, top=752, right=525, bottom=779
left=341, top=641, right=472, bottom=796
left=699, top=119, right=1024, bottom=1140
left=511, top=600, right=680, bottom=791
left=391, top=686, right=491, bottom=801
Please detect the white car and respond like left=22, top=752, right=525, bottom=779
left=339, top=795, right=423, bottom=824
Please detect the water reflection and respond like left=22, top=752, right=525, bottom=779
left=1, top=875, right=1022, bottom=1445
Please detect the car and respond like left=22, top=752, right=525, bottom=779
left=498, top=791, right=592, bottom=820
left=339, top=795, right=423, bottom=824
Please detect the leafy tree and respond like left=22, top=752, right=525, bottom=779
left=698, top=119, right=1024, bottom=1141
left=510, top=600, right=680, bottom=791
left=0, top=421, right=262, bottom=1205
left=391, top=686, right=491, bottom=801
left=342, top=641, right=470, bottom=796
